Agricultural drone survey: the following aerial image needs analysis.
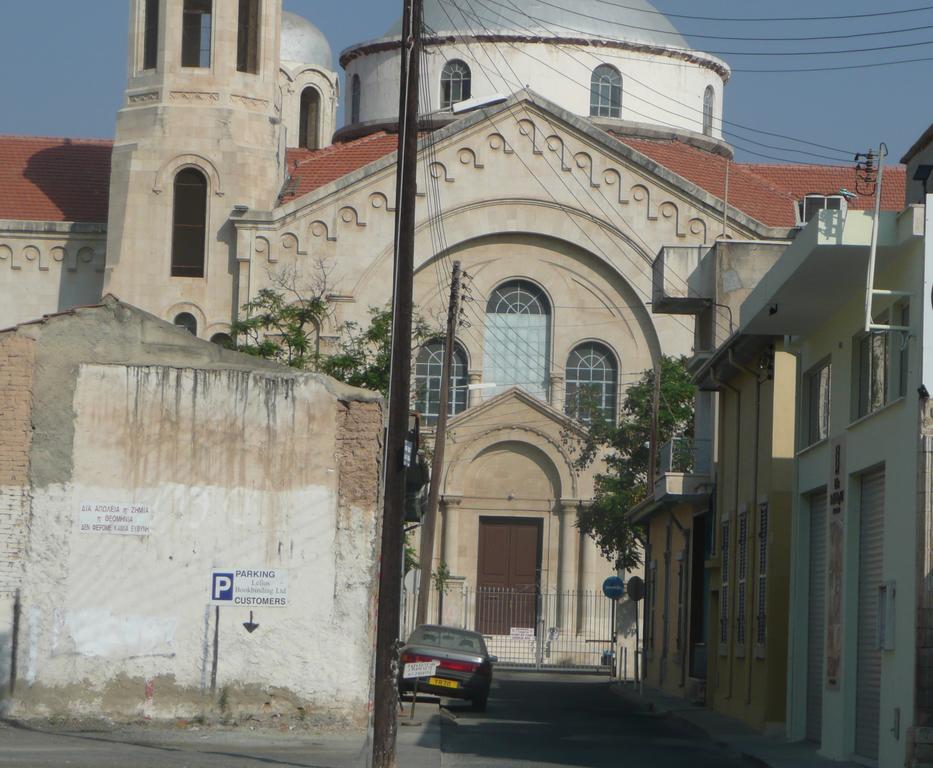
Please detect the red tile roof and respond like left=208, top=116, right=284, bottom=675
left=615, top=135, right=906, bottom=229
left=281, top=132, right=399, bottom=203
left=0, top=136, right=112, bottom=223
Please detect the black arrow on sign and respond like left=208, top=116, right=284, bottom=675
left=243, top=611, right=259, bottom=634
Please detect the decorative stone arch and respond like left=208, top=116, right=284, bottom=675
left=153, top=154, right=224, bottom=197
left=378, top=198, right=664, bottom=365
left=444, top=425, right=579, bottom=500
left=165, top=301, right=207, bottom=338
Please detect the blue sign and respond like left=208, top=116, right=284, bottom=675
left=602, top=575, right=625, bottom=600
left=212, top=572, right=234, bottom=603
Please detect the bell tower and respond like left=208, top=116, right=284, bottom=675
left=105, top=0, right=284, bottom=339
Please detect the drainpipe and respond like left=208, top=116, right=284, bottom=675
left=728, top=349, right=766, bottom=708
left=709, top=368, right=740, bottom=700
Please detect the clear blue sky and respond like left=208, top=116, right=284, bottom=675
left=0, top=1, right=930, bottom=165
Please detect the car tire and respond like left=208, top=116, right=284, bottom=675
left=471, top=695, right=488, bottom=713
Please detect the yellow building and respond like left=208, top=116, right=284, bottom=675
left=693, top=339, right=796, bottom=731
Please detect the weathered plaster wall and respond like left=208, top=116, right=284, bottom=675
left=1, top=302, right=384, bottom=728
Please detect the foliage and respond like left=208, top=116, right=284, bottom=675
left=571, top=355, right=695, bottom=571
left=432, top=561, right=452, bottom=595
left=404, top=532, right=420, bottom=576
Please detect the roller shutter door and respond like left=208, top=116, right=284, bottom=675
left=806, top=489, right=828, bottom=743
left=855, top=469, right=885, bottom=761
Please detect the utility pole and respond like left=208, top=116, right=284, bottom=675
left=647, top=360, right=662, bottom=489
left=416, top=261, right=462, bottom=626
left=372, top=0, right=423, bottom=765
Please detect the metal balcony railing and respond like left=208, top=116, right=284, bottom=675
left=659, top=437, right=711, bottom=477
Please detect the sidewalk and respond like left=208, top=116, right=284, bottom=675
left=610, top=683, right=861, bottom=768
left=397, top=709, right=442, bottom=768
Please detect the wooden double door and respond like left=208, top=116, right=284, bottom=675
left=476, top=517, right=542, bottom=635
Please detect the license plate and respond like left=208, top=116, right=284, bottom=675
left=428, top=677, right=459, bottom=689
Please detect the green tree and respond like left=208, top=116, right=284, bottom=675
left=572, top=355, right=695, bottom=571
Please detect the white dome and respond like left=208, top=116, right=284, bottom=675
left=387, top=0, right=689, bottom=50
left=280, top=12, right=333, bottom=69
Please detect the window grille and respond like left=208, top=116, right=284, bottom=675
left=756, top=502, right=769, bottom=646
left=589, top=65, right=622, bottom=118
left=565, top=342, right=617, bottom=424
left=413, top=340, right=468, bottom=426
left=737, top=511, right=748, bottom=646
left=441, top=60, right=471, bottom=109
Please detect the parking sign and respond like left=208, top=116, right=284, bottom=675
left=212, top=572, right=235, bottom=603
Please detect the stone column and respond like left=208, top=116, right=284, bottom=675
left=440, top=496, right=463, bottom=579
left=550, top=373, right=565, bottom=413
left=558, top=499, right=580, bottom=631
left=467, top=370, right=483, bottom=408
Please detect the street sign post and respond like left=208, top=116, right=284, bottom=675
left=602, top=576, right=625, bottom=600
left=402, top=660, right=440, bottom=722
left=602, top=576, right=625, bottom=678
left=626, top=576, right=646, bottom=692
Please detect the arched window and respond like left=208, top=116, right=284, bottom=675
left=182, top=0, right=213, bottom=68
left=590, top=65, right=622, bottom=119
left=171, top=168, right=208, bottom=278
left=565, top=342, right=618, bottom=424
left=703, top=86, right=715, bottom=137
left=210, top=332, right=233, bottom=349
left=441, top=60, right=471, bottom=110
left=299, top=87, right=322, bottom=149
left=414, top=340, right=468, bottom=426
left=351, top=74, right=361, bottom=124
left=484, top=280, right=551, bottom=401
left=174, top=312, right=198, bottom=336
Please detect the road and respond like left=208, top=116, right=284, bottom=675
left=437, top=671, right=756, bottom=767
left=0, top=672, right=757, bottom=767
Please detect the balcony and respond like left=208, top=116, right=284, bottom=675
left=653, top=436, right=712, bottom=502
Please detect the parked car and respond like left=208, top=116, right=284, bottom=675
left=398, top=625, right=496, bottom=711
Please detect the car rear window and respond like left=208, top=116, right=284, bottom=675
left=409, top=627, right=486, bottom=654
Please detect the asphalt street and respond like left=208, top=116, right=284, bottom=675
left=0, top=672, right=757, bottom=767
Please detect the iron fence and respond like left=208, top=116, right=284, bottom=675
left=402, top=582, right=617, bottom=672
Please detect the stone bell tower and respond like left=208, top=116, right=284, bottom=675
left=105, top=0, right=285, bottom=340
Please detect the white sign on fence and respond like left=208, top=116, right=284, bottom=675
left=403, top=661, right=440, bottom=679
left=210, top=569, right=288, bottom=607
left=510, top=627, right=535, bottom=641
left=79, top=502, right=153, bottom=536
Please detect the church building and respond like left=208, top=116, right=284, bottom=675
left=0, top=0, right=903, bottom=671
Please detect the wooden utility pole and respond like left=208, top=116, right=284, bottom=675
left=371, top=0, right=423, bottom=764
left=416, top=261, right=462, bottom=626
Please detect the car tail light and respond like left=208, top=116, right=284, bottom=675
left=439, top=659, right=479, bottom=673
left=400, top=653, right=435, bottom=665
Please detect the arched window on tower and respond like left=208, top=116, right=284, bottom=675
left=590, top=65, right=622, bottom=119
left=182, top=0, right=213, bottom=68
left=414, top=340, right=468, bottom=426
left=174, top=313, right=198, bottom=336
left=703, top=86, right=715, bottom=137
left=484, top=280, right=551, bottom=401
left=565, top=342, right=618, bottom=424
left=441, top=60, right=471, bottom=110
left=143, top=0, right=160, bottom=71
left=351, top=74, right=362, bottom=124
left=236, top=0, right=261, bottom=74
left=299, top=87, right=322, bottom=149
left=171, top=168, right=208, bottom=278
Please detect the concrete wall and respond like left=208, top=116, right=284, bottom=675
left=0, top=301, right=383, bottom=728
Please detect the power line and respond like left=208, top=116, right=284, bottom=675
left=559, top=0, right=933, bottom=23
left=446, top=0, right=933, bottom=57
left=491, top=0, right=933, bottom=43
left=732, top=54, right=933, bottom=73
left=440, top=0, right=859, bottom=158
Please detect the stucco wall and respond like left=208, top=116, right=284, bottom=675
left=1, top=302, right=384, bottom=728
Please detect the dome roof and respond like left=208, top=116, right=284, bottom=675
left=280, top=11, right=333, bottom=69
left=386, top=0, right=688, bottom=50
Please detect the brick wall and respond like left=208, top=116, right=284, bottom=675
left=0, top=332, right=35, bottom=598
left=335, top=399, right=383, bottom=515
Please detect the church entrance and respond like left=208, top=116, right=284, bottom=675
left=475, top=517, right=542, bottom=635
